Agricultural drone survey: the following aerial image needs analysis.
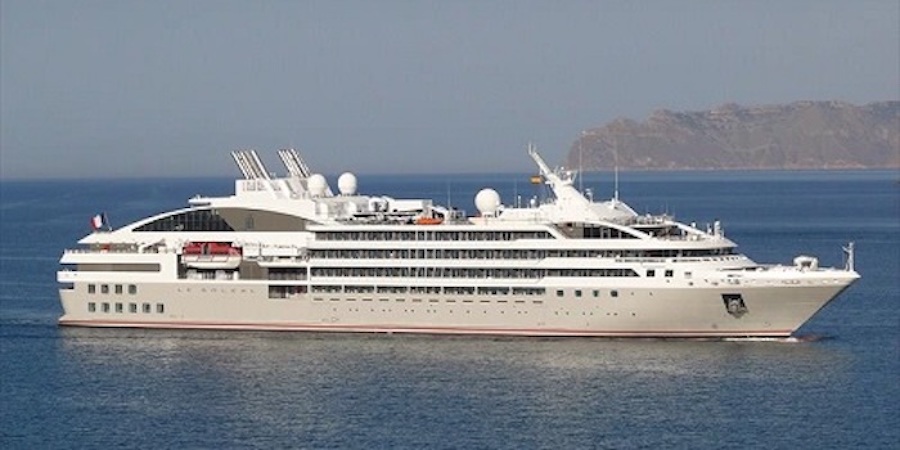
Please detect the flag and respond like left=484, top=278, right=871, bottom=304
left=91, top=213, right=107, bottom=231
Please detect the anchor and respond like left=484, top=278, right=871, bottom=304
left=722, top=293, right=748, bottom=318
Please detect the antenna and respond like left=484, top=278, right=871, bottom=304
left=578, top=134, right=584, bottom=193
left=513, top=179, right=518, bottom=208
left=446, top=180, right=451, bottom=209
left=613, top=138, right=620, bottom=202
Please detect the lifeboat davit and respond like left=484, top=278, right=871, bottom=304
left=181, top=242, right=243, bottom=269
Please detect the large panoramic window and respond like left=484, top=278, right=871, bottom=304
left=135, top=209, right=234, bottom=232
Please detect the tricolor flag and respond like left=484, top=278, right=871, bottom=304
left=91, top=213, right=108, bottom=231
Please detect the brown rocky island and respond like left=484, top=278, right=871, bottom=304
left=567, top=101, right=899, bottom=170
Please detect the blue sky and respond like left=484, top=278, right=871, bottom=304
left=1, top=0, right=897, bottom=178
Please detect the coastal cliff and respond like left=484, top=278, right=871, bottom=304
left=566, top=101, right=899, bottom=170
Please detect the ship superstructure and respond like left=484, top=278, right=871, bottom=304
left=57, top=147, right=859, bottom=337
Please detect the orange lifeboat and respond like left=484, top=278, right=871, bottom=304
left=182, top=242, right=242, bottom=269
left=183, top=242, right=239, bottom=255
left=415, top=217, right=443, bottom=225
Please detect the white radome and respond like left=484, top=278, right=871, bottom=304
left=475, top=188, right=501, bottom=215
left=307, top=174, right=327, bottom=197
left=338, top=172, right=358, bottom=196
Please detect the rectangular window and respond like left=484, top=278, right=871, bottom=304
left=665, top=270, right=674, bottom=278
left=556, top=290, right=564, bottom=297
left=129, top=303, right=137, bottom=313
left=142, top=303, right=151, bottom=313
left=115, top=303, right=123, bottom=313
left=611, top=290, right=619, bottom=298
left=575, top=290, right=582, bottom=298
left=88, top=284, right=96, bottom=294
left=101, top=284, right=109, bottom=294
left=77, top=263, right=160, bottom=272
left=646, top=270, right=656, bottom=277
left=102, top=302, right=110, bottom=313
left=115, top=284, right=123, bottom=294
left=592, top=290, right=599, bottom=297
left=128, top=284, right=137, bottom=294
left=156, top=303, right=165, bottom=314
left=88, top=302, right=96, bottom=312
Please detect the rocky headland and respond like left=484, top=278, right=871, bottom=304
left=566, top=101, right=899, bottom=170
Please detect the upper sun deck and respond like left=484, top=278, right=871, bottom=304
left=190, top=146, right=655, bottom=229
left=78, top=146, right=734, bottom=250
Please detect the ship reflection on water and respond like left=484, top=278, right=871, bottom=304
left=55, top=328, right=852, bottom=448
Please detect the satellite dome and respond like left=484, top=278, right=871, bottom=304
left=307, top=174, right=327, bottom=197
left=337, top=172, right=358, bottom=196
left=475, top=188, right=501, bottom=216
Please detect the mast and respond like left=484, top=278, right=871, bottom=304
left=613, top=137, right=619, bottom=203
left=527, top=143, right=590, bottom=206
left=843, top=242, right=855, bottom=272
left=578, top=133, right=584, bottom=193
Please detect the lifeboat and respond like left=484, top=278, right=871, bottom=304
left=415, top=217, right=443, bottom=225
left=181, top=242, right=243, bottom=269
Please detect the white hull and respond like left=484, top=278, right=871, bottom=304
left=59, top=275, right=854, bottom=337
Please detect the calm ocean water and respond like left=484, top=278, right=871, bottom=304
left=1, top=171, right=898, bottom=449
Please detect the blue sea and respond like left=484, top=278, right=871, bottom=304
left=1, top=171, right=898, bottom=449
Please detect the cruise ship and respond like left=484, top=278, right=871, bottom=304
left=57, top=147, right=859, bottom=337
